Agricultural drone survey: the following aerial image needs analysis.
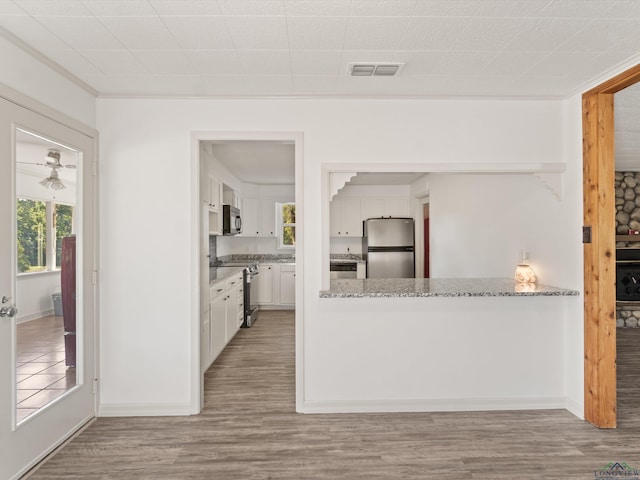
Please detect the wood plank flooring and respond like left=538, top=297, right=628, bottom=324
left=26, top=312, right=640, bottom=479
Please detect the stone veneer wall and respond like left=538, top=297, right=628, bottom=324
left=615, top=171, right=640, bottom=327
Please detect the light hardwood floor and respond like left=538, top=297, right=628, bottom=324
left=26, top=312, right=640, bottom=479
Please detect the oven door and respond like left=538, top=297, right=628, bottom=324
left=244, top=271, right=259, bottom=327
left=616, top=261, right=640, bottom=301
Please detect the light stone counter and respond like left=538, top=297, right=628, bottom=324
left=319, top=278, right=579, bottom=298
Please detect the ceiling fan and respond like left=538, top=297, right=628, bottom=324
left=18, top=149, right=76, bottom=190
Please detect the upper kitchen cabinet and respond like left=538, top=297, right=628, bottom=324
left=206, top=174, right=222, bottom=211
left=330, top=198, right=362, bottom=237
left=361, top=197, right=410, bottom=220
left=242, top=197, right=277, bottom=237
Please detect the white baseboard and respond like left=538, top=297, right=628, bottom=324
left=17, top=309, right=55, bottom=324
left=564, top=397, right=584, bottom=419
left=98, top=402, right=192, bottom=417
left=259, top=305, right=295, bottom=310
left=300, top=396, right=568, bottom=414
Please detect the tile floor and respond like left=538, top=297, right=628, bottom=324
left=16, top=315, right=76, bottom=423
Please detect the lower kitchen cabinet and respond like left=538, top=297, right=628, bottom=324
left=209, top=282, right=227, bottom=363
left=256, top=263, right=296, bottom=308
left=200, top=311, right=210, bottom=372
left=279, top=264, right=295, bottom=306
left=257, top=264, right=274, bottom=304
left=205, top=271, right=244, bottom=370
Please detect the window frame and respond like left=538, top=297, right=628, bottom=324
left=17, top=196, right=75, bottom=275
left=277, top=201, right=296, bottom=250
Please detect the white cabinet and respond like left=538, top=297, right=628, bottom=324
left=260, top=199, right=276, bottom=237
left=242, top=197, right=261, bottom=236
left=241, top=197, right=276, bottom=237
left=209, top=281, right=226, bottom=363
left=330, top=198, right=362, bottom=237
left=206, top=271, right=244, bottom=368
left=257, top=264, right=274, bottom=304
left=200, top=311, right=210, bottom=372
left=207, top=175, right=222, bottom=211
left=279, top=264, right=296, bottom=305
left=361, top=197, right=410, bottom=220
left=225, top=273, right=243, bottom=343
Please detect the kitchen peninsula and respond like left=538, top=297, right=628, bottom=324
left=320, top=278, right=578, bottom=298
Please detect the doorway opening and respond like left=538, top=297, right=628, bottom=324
left=582, top=63, right=640, bottom=428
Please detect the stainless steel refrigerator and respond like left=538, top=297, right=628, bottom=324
left=362, top=218, right=415, bottom=278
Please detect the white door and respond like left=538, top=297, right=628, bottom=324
left=0, top=97, right=97, bottom=480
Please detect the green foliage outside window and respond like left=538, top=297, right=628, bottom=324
left=55, top=204, right=73, bottom=266
left=281, top=203, right=296, bottom=247
left=17, top=199, right=47, bottom=273
left=17, top=199, right=74, bottom=273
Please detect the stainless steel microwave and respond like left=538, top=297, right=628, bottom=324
left=223, top=205, right=242, bottom=235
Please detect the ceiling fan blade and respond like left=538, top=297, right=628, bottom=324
left=16, top=161, right=47, bottom=166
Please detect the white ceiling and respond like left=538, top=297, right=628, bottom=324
left=615, top=82, right=640, bottom=171
left=207, top=141, right=295, bottom=185
left=2, top=0, right=640, bottom=99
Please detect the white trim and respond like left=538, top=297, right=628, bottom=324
left=17, top=309, right=54, bottom=324
left=300, top=397, right=568, bottom=414
left=10, top=415, right=93, bottom=480
left=564, top=398, right=584, bottom=420
left=189, top=131, right=305, bottom=416
left=98, top=403, right=192, bottom=417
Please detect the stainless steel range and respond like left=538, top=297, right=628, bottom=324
left=223, top=262, right=260, bottom=327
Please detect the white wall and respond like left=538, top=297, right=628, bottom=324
left=96, top=97, right=583, bottom=416
left=0, top=36, right=95, bottom=128
left=16, top=272, right=60, bottom=323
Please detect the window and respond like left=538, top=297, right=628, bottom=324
left=278, top=202, right=296, bottom=249
left=17, top=198, right=74, bottom=274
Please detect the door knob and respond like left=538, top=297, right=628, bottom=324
left=0, top=305, right=17, bottom=318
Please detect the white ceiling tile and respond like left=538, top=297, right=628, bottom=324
left=290, top=51, right=341, bottom=75
left=185, top=50, right=244, bottom=74
left=287, top=16, right=347, bottom=50
left=0, top=1, right=26, bottom=14
left=525, top=51, right=597, bottom=77
left=12, top=0, right=93, bottom=16
left=451, top=17, right=530, bottom=50
left=100, top=16, right=180, bottom=49
left=149, top=0, right=223, bottom=16
left=482, top=51, right=549, bottom=76
left=0, top=14, right=70, bottom=49
left=408, top=51, right=497, bottom=75
left=224, top=16, right=289, bottom=49
left=343, top=17, right=410, bottom=50
left=503, top=18, right=590, bottom=52
left=395, top=50, right=445, bottom=75
left=556, top=19, right=640, bottom=53
left=74, top=73, right=125, bottom=93
left=41, top=49, right=102, bottom=75
left=539, top=0, right=618, bottom=18
left=201, top=75, right=293, bottom=95
left=471, top=0, right=550, bottom=17
left=131, top=50, right=197, bottom=74
left=217, top=0, right=286, bottom=16
left=82, top=1, right=157, bottom=17
left=237, top=50, right=291, bottom=75
left=31, top=16, right=123, bottom=50
left=399, top=17, right=473, bottom=50
left=292, top=75, right=338, bottom=94
left=162, top=16, right=235, bottom=49
left=285, top=0, right=350, bottom=17
left=608, top=1, right=640, bottom=19
left=100, top=74, right=208, bottom=96
left=410, top=1, right=480, bottom=17
left=77, top=50, right=146, bottom=74
left=349, top=0, right=414, bottom=16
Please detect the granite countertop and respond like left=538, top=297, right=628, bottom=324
left=319, top=278, right=580, bottom=298
left=217, top=254, right=295, bottom=264
left=209, top=266, right=245, bottom=284
left=329, top=258, right=366, bottom=264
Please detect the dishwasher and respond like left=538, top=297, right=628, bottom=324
left=330, top=262, right=357, bottom=279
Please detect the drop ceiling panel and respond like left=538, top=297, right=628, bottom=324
left=100, top=16, right=180, bottom=50
left=2, top=0, right=640, bottom=99
left=224, top=16, right=289, bottom=50
left=161, top=16, right=235, bottom=50
left=286, top=16, right=347, bottom=50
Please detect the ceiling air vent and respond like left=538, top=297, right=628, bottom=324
left=349, top=62, right=405, bottom=77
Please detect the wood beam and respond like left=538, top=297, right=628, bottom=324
left=582, top=92, right=616, bottom=428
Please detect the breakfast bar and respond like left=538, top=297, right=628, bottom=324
left=319, top=278, right=579, bottom=298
